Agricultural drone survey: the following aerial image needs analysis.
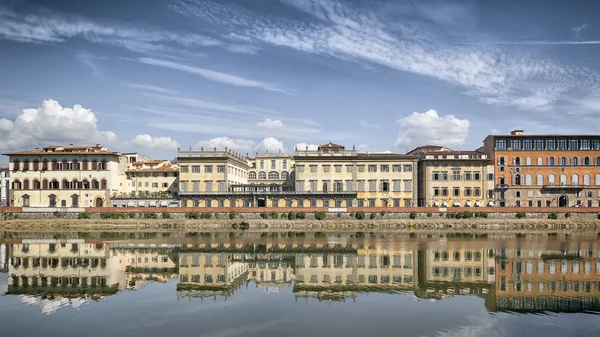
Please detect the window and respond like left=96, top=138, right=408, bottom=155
left=572, top=174, right=579, bottom=185
left=525, top=174, right=532, bottom=186
left=393, top=180, right=401, bottom=192
left=523, top=139, right=533, bottom=150
left=335, top=165, right=342, bottom=173
left=571, top=157, right=579, bottom=166
left=334, top=180, right=343, bottom=192
left=258, top=171, right=266, bottom=179
left=569, top=139, right=580, bottom=150
left=511, top=139, right=522, bottom=150
left=346, top=165, right=353, bottom=173
left=260, top=160, right=264, bottom=169
left=496, top=139, right=507, bottom=150
left=217, top=165, right=225, bottom=173
left=310, top=165, right=317, bottom=173
left=433, top=188, right=440, bottom=196
left=474, top=188, right=481, bottom=196
left=380, top=180, right=389, bottom=192
left=357, top=165, right=365, bottom=172
left=346, top=180, right=353, bottom=192
left=392, top=165, right=401, bottom=172
left=268, top=171, right=279, bottom=179
left=297, top=165, right=304, bottom=173
left=464, top=172, right=472, bottom=180
left=249, top=172, right=257, bottom=179
left=357, top=180, right=365, bottom=192
left=453, top=188, right=460, bottom=197
left=283, top=160, right=287, bottom=169
left=474, top=172, right=481, bottom=180
left=368, top=165, right=377, bottom=172
left=464, top=188, right=472, bottom=196
left=403, top=165, right=412, bottom=172
left=487, top=173, right=494, bottom=181
left=536, top=174, right=544, bottom=185
left=281, top=171, right=289, bottom=180
left=368, top=199, right=376, bottom=207
left=152, top=182, right=158, bottom=188
left=180, top=181, right=188, bottom=192
left=369, top=180, right=376, bottom=192
left=380, top=165, right=389, bottom=172
left=181, top=166, right=189, bottom=173
left=546, top=140, right=556, bottom=150
left=584, top=174, right=591, bottom=185
left=323, top=165, right=330, bottom=172
left=534, top=139, right=544, bottom=150
left=205, top=181, right=212, bottom=192
left=525, top=157, right=531, bottom=165
left=310, top=180, right=317, bottom=191
left=403, top=180, right=412, bottom=192
left=442, top=188, right=448, bottom=196
left=271, top=160, right=276, bottom=169
left=205, top=165, right=213, bottom=173
left=560, top=174, right=567, bottom=185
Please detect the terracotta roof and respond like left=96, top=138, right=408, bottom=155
left=357, top=153, right=416, bottom=157
left=3, top=150, right=114, bottom=156
left=132, top=160, right=168, bottom=165
left=126, top=166, right=178, bottom=173
left=427, top=150, right=484, bottom=155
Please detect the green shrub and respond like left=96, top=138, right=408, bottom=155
left=53, top=211, right=65, bottom=218
left=128, top=212, right=137, bottom=219
left=314, top=231, right=326, bottom=238
left=100, top=212, right=126, bottom=219
left=296, top=211, right=306, bottom=219
left=280, top=212, right=288, bottom=219
left=260, top=211, right=269, bottom=219
left=229, top=232, right=236, bottom=238
left=161, top=211, right=171, bottom=219
left=229, top=211, right=237, bottom=219
left=143, top=212, right=157, bottom=219
left=337, top=212, right=341, bottom=217
left=597, top=213, right=600, bottom=220
left=213, top=212, right=220, bottom=219
left=548, top=212, right=558, bottom=220
left=288, top=231, right=296, bottom=238
left=380, top=211, right=386, bottom=216
left=471, top=224, right=477, bottom=229
left=370, top=212, right=377, bottom=220
left=78, top=212, right=91, bottom=219
left=409, top=211, right=417, bottom=219
left=288, top=212, right=297, bottom=220
left=565, top=212, right=572, bottom=218
left=349, top=212, right=354, bottom=217
left=260, top=232, right=268, bottom=238
left=231, top=223, right=238, bottom=229
left=314, top=211, right=326, bottom=220
left=269, top=211, right=278, bottom=219
left=475, top=212, right=488, bottom=218
left=238, top=221, right=250, bottom=230
left=355, top=232, right=365, bottom=238
left=426, top=212, right=433, bottom=217
left=270, top=233, right=278, bottom=238
left=515, top=211, right=526, bottom=219
left=355, top=211, right=366, bottom=220
left=186, top=211, right=200, bottom=219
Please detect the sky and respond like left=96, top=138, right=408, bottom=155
left=1, top=0, right=600, bottom=163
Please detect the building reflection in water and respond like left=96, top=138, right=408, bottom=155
left=2, top=234, right=600, bottom=313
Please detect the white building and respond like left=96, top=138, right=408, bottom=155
left=0, top=167, right=9, bottom=206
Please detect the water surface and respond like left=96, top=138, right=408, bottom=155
left=1, top=231, right=599, bottom=337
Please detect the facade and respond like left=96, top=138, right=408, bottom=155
left=2, top=144, right=128, bottom=208
left=294, top=142, right=418, bottom=207
left=248, top=151, right=294, bottom=185
left=482, top=130, right=600, bottom=207
left=0, top=166, right=9, bottom=206
left=409, top=145, right=495, bottom=207
left=124, top=160, right=179, bottom=198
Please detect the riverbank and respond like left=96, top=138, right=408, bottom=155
left=1, top=218, right=599, bottom=232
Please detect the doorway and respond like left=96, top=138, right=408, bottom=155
left=71, top=195, right=79, bottom=207
left=49, top=194, right=57, bottom=207
left=95, top=197, right=103, bottom=208
left=257, top=198, right=266, bottom=207
left=559, top=195, right=568, bottom=207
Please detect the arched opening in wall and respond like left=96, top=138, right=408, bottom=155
left=49, top=194, right=57, bottom=207
left=95, top=197, right=103, bottom=208
left=71, top=194, right=79, bottom=207
left=257, top=198, right=266, bottom=208
left=22, top=194, right=30, bottom=207
left=559, top=195, right=568, bottom=207
left=514, top=174, right=522, bottom=186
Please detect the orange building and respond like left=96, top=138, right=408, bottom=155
left=481, top=130, right=600, bottom=207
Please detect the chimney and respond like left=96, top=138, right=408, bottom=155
left=69, top=144, right=74, bottom=147
left=510, top=130, right=524, bottom=136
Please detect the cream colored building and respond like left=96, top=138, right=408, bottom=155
left=3, top=144, right=128, bottom=208
left=124, top=160, right=179, bottom=198
left=294, top=142, right=419, bottom=208
left=409, top=145, right=495, bottom=207
left=0, top=166, right=9, bottom=206
left=248, top=151, right=294, bottom=184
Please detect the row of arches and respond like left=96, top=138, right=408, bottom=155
left=511, top=173, right=599, bottom=186
left=249, top=171, right=290, bottom=180
left=514, top=156, right=600, bottom=166
left=12, top=158, right=108, bottom=171
left=12, top=178, right=107, bottom=190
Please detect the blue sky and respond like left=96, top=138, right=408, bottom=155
left=1, top=0, right=599, bottom=163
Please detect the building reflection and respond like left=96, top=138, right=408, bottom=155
left=2, top=234, right=600, bottom=313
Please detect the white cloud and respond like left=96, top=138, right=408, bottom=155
left=394, top=109, right=470, bottom=147
left=294, top=142, right=319, bottom=151
left=131, top=134, right=180, bottom=149
left=0, top=99, right=119, bottom=151
left=572, top=23, right=588, bottom=38
left=138, top=58, right=289, bottom=93
left=257, top=118, right=285, bottom=129
left=358, top=120, right=379, bottom=128
left=0, top=7, right=256, bottom=56
left=122, top=83, right=177, bottom=94
left=255, top=137, right=285, bottom=154
left=195, top=137, right=256, bottom=153
left=173, top=0, right=600, bottom=113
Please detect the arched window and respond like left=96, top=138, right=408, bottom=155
left=548, top=157, right=555, bottom=166
left=100, top=179, right=107, bottom=189
left=22, top=160, right=30, bottom=171
left=92, top=179, right=99, bottom=189
left=42, top=179, right=49, bottom=190
left=249, top=172, right=257, bottom=179
left=50, top=180, right=59, bottom=189
left=584, top=174, right=591, bottom=185
left=52, top=160, right=58, bottom=170
left=525, top=157, right=531, bottom=165
left=73, top=160, right=80, bottom=170
left=560, top=174, right=567, bottom=185
left=12, top=180, right=21, bottom=190
left=99, top=160, right=107, bottom=170
left=525, top=174, right=532, bottom=186
left=584, top=157, right=591, bottom=166
left=596, top=174, right=600, bottom=186
left=62, top=179, right=70, bottom=189
left=560, top=157, right=568, bottom=166
left=268, top=171, right=279, bottom=179
left=82, top=179, right=90, bottom=189
left=42, top=159, right=49, bottom=170
left=281, top=171, right=289, bottom=180
left=33, top=160, right=39, bottom=171
left=91, top=160, right=98, bottom=170
left=62, top=159, right=68, bottom=171
left=258, top=171, right=266, bottom=179
left=72, top=179, right=79, bottom=190
left=536, top=174, right=544, bottom=186
left=596, top=157, right=600, bottom=166
left=537, top=157, right=543, bottom=165
left=23, top=179, right=30, bottom=190
left=33, top=179, right=41, bottom=189
left=82, top=160, right=89, bottom=170
left=548, top=174, right=556, bottom=186
left=572, top=174, right=579, bottom=185
left=514, top=157, right=521, bottom=165
left=514, top=174, right=522, bottom=186
left=12, top=160, right=20, bottom=171
left=571, top=157, right=579, bottom=166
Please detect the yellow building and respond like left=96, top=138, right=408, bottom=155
left=124, top=160, right=178, bottom=198
left=248, top=150, right=294, bottom=184
left=294, top=142, right=418, bottom=208
left=3, top=144, right=128, bottom=208
left=409, top=145, right=495, bottom=207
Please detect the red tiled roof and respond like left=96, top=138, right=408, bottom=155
left=132, top=160, right=167, bottom=165
left=126, top=166, right=178, bottom=173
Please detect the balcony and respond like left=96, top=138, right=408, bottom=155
left=495, top=184, right=509, bottom=189
left=542, top=184, right=586, bottom=190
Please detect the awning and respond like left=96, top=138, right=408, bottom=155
left=475, top=201, right=481, bottom=207
left=466, top=201, right=471, bottom=207
left=453, top=202, right=460, bottom=207
left=434, top=201, right=440, bottom=207
left=149, top=201, right=157, bottom=207
left=442, top=201, right=448, bottom=207
left=121, top=202, right=127, bottom=207
left=487, top=201, right=494, bottom=206
left=138, top=201, right=146, bottom=207
left=160, top=201, right=169, bottom=207
left=127, top=201, right=136, bottom=207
